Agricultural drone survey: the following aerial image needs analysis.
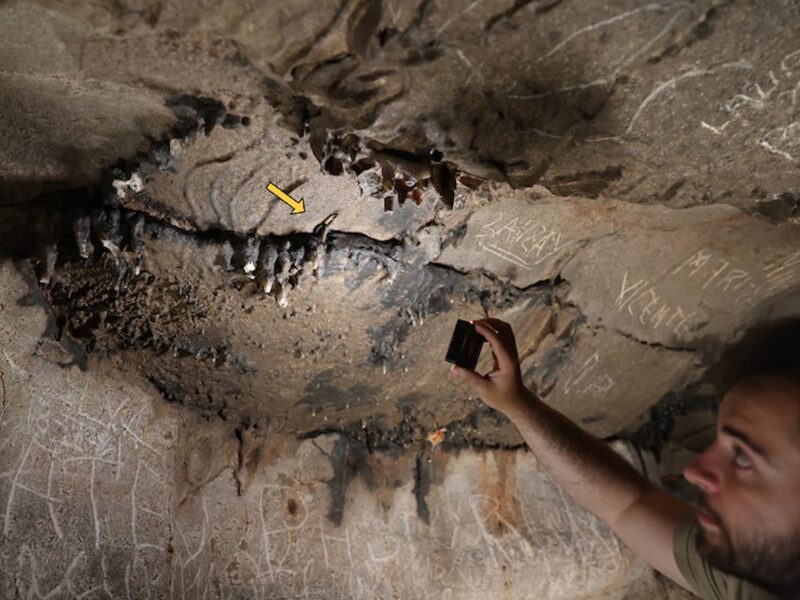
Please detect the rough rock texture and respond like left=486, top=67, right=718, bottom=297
left=2, top=0, right=800, bottom=596
left=1, top=262, right=693, bottom=598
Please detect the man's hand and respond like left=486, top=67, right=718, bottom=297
left=450, top=318, right=533, bottom=418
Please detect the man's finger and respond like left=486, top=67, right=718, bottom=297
left=483, top=318, right=512, bottom=332
left=451, top=365, right=491, bottom=395
left=473, top=321, right=515, bottom=371
left=478, top=318, right=518, bottom=359
left=483, top=318, right=516, bottom=342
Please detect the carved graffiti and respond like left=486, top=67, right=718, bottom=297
left=475, top=212, right=572, bottom=270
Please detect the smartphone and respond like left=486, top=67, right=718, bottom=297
left=445, top=319, right=485, bottom=370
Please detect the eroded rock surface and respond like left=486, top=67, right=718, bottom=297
left=0, top=262, right=690, bottom=597
left=2, top=0, right=799, bottom=597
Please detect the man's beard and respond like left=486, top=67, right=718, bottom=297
left=695, top=497, right=800, bottom=595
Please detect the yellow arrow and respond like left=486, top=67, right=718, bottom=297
left=266, top=182, right=306, bottom=215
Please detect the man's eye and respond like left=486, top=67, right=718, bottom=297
left=733, top=447, right=752, bottom=469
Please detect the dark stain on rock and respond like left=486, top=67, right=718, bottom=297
left=443, top=406, right=527, bottom=450
left=147, top=375, right=188, bottom=405
left=396, top=393, right=419, bottom=412
left=749, top=191, right=800, bottom=223
left=530, top=341, right=570, bottom=396
left=365, top=264, right=478, bottom=365
left=413, top=450, right=431, bottom=524
left=44, top=261, right=214, bottom=357
left=299, top=369, right=381, bottom=410
left=445, top=221, right=469, bottom=248
left=660, top=177, right=687, bottom=203
left=166, top=94, right=250, bottom=138
left=367, top=319, right=411, bottom=366
left=325, top=435, right=378, bottom=526
left=630, top=386, right=710, bottom=460
left=14, top=259, right=88, bottom=370
left=15, top=259, right=55, bottom=310
left=325, top=232, right=402, bottom=291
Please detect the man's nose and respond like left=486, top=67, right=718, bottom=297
left=683, top=445, right=722, bottom=494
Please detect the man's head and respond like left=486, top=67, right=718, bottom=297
left=684, top=320, right=800, bottom=594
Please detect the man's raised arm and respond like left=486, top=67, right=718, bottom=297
left=451, top=318, right=693, bottom=590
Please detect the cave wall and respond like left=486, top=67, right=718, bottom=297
left=1, top=262, right=692, bottom=598
left=2, top=0, right=800, bottom=597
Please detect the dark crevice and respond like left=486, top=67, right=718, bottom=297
left=297, top=425, right=347, bottom=440
left=347, top=0, right=383, bottom=56
left=747, top=190, right=800, bottom=224
left=484, top=0, right=539, bottom=32
left=584, top=321, right=700, bottom=354
left=311, top=438, right=332, bottom=457
left=543, top=165, right=623, bottom=198
left=483, top=0, right=564, bottom=32
left=407, top=0, right=435, bottom=32
left=659, top=177, right=687, bottom=203
left=1, top=94, right=251, bottom=257
left=283, top=0, right=351, bottom=76
left=646, top=1, right=734, bottom=65
left=534, top=0, right=565, bottom=14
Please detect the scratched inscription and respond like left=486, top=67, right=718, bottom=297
left=616, top=271, right=701, bottom=336
left=701, top=48, right=800, bottom=162
left=562, top=352, right=615, bottom=401
left=1, top=375, right=650, bottom=600
left=613, top=245, right=800, bottom=338
left=0, top=267, right=668, bottom=599
left=674, top=247, right=800, bottom=308
left=475, top=212, right=571, bottom=270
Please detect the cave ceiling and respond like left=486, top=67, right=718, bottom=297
left=2, top=0, right=800, bottom=450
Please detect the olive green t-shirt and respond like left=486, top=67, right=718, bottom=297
left=673, top=514, right=782, bottom=599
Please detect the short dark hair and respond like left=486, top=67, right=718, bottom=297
left=706, top=318, right=800, bottom=394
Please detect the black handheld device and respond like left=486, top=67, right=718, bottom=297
left=445, top=319, right=485, bottom=370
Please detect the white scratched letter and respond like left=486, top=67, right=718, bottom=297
left=519, top=223, right=548, bottom=254
left=673, top=249, right=711, bottom=277
left=649, top=304, right=671, bottom=328
left=717, top=268, right=751, bottom=292
left=617, top=272, right=648, bottom=311
left=476, top=212, right=504, bottom=239
left=583, top=375, right=615, bottom=400
left=496, top=217, right=520, bottom=243
left=638, top=289, right=660, bottom=325
left=702, top=258, right=730, bottom=290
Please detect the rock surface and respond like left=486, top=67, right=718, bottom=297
left=1, top=260, right=692, bottom=598
left=2, top=0, right=800, bottom=596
